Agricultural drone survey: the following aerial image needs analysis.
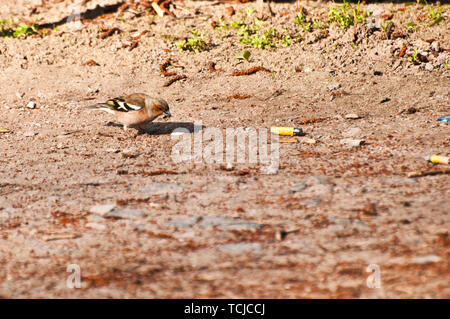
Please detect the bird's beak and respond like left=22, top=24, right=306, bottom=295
left=163, top=110, right=171, bottom=118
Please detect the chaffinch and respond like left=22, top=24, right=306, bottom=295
left=87, top=93, right=171, bottom=130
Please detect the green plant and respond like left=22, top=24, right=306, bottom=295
left=175, top=30, right=208, bottom=53
left=0, top=19, right=38, bottom=38
left=280, top=28, right=292, bottom=47
left=408, top=50, right=420, bottom=64
left=245, top=7, right=256, bottom=17
left=295, top=7, right=313, bottom=32
left=214, top=18, right=229, bottom=32
left=328, top=0, right=368, bottom=29
left=445, top=60, right=449, bottom=69
left=427, top=4, right=443, bottom=26
left=407, top=22, right=417, bottom=29
left=236, top=50, right=251, bottom=61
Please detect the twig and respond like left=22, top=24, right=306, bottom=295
left=163, top=74, right=187, bottom=87
left=232, top=66, right=270, bottom=76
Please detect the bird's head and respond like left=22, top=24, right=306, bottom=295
left=151, top=99, right=171, bottom=119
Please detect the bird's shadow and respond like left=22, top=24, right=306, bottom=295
left=105, top=121, right=205, bottom=136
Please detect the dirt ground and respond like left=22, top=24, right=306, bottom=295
left=0, top=0, right=449, bottom=298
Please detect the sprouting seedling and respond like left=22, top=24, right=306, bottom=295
left=245, top=7, right=256, bottom=18
left=236, top=50, right=251, bottom=61
left=175, top=30, right=208, bottom=54
left=0, top=20, right=39, bottom=38
left=328, top=0, right=367, bottom=29
left=408, top=50, right=420, bottom=64
left=380, top=21, right=392, bottom=38
left=407, top=22, right=417, bottom=29
left=428, top=5, right=443, bottom=26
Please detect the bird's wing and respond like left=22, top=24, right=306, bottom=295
left=105, top=94, right=145, bottom=112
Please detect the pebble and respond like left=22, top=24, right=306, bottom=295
left=303, top=67, right=312, bottom=73
left=424, top=63, right=433, bottom=71
left=105, top=209, right=147, bottom=219
left=289, top=183, right=308, bottom=193
left=23, top=130, right=37, bottom=137
left=26, top=101, right=36, bottom=109
left=345, top=113, right=361, bottom=119
left=411, top=255, right=441, bottom=264
left=343, top=127, right=362, bottom=137
left=167, top=216, right=202, bottom=228
left=327, top=82, right=341, bottom=91
left=89, top=204, right=116, bottom=216
left=340, top=138, right=365, bottom=147
left=217, top=242, right=263, bottom=253
left=431, top=41, right=440, bottom=52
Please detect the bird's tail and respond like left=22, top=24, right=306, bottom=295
left=86, top=103, right=115, bottom=114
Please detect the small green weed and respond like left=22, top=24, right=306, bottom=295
left=175, top=30, right=208, bottom=53
left=0, top=19, right=38, bottom=38
left=328, top=0, right=368, bottom=29
left=236, top=50, right=251, bottom=61
left=407, top=50, right=420, bottom=64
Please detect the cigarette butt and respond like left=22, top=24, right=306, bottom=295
left=0, top=128, right=10, bottom=133
left=426, top=155, right=449, bottom=165
left=151, top=2, right=165, bottom=17
left=271, top=127, right=303, bottom=136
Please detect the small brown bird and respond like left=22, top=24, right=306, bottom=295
left=87, top=93, right=171, bottom=130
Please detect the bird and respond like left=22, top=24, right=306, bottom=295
left=86, top=93, right=171, bottom=131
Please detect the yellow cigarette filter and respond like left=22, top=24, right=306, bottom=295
left=427, top=155, right=449, bottom=165
left=270, top=127, right=303, bottom=136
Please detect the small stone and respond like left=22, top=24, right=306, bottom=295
left=89, top=204, right=116, bottom=216
left=327, top=82, right=341, bottom=91
left=16, top=92, right=25, bottom=99
left=26, top=101, right=36, bottom=109
left=105, top=209, right=147, bottom=219
left=411, top=255, right=441, bottom=264
left=345, top=113, right=361, bottom=119
left=343, top=127, right=362, bottom=137
left=304, top=198, right=323, bottom=208
left=424, top=63, right=433, bottom=71
left=199, top=216, right=239, bottom=228
left=431, top=41, right=440, bottom=52
left=340, top=138, right=365, bottom=147
left=304, top=67, right=312, bottom=73
left=289, top=183, right=308, bottom=193
left=23, top=130, right=37, bottom=137
left=167, top=216, right=202, bottom=228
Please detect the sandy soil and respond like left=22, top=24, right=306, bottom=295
left=0, top=0, right=449, bottom=298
